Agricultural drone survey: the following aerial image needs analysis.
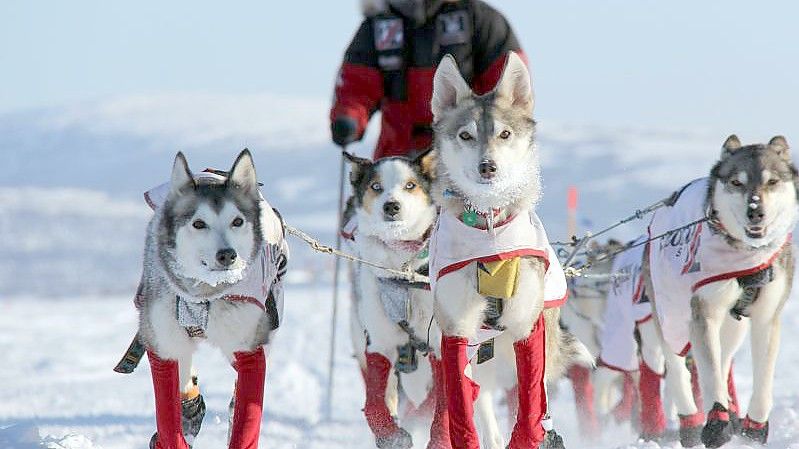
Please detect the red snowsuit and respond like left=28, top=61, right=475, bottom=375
left=330, top=0, right=526, bottom=158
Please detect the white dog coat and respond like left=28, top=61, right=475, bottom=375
left=429, top=210, right=568, bottom=361
left=649, top=178, right=788, bottom=355
left=142, top=172, right=288, bottom=334
left=598, top=236, right=651, bottom=372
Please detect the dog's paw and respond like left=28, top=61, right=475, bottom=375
left=376, top=428, right=413, bottom=449
left=181, top=394, right=206, bottom=445
left=701, top=403, right=733, bottom=448
left=540, top=430, right=566, bottom=449
left=740, top=416, right=769, bottom=445
left=679, top=425, right=702, bottom=448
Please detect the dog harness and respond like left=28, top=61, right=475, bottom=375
left=598, top=236, right=651, bottom=372
left=648, top=178, right=789, bottom=355
left=342, top=217, right=434, bottom=372
left=429, top=209, right=568, bottom=362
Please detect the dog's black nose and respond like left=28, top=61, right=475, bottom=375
left=216, top=248, right=238, bottom=267
left=383, top=201, right=401, bottom=217
left=747, top=208, right=765, bottom=224
left=479, top=159, right=497, bottom=179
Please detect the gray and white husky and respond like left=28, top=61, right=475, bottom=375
left=642, top=135, right=797, bottom=447
left=343, top=151, right=448, bottom=449
left=135, top=150, right=288, bottom=449
left=429, top=52, right=591, bottom=449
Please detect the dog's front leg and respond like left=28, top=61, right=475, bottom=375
left=690, top=291, right=734, bottom=448
left=745, top=316, right=779, bottom=439
left=506, top=313, right=547, bottom=449
left=427, top=356, right=452, bottom=449
left=743, top=258, right=791, bottom=443
left=435, top=268, right=487, bottom=449
left=143, top=296, right=197, bottom=449
left=363, top=350, right=412, bottom=448
left=636, top=318, right=667, bottom=440
left=717, top=315, right=748, bottom=424
left=227, top=346, right=266, bottom=449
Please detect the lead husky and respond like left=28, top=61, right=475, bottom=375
left=134, top=150, right=288, bottom=449
left=643, top=135, right=797, bottom=447
left=428, top=52, right=591, bottom=449
left=343, top=151, right=449, bottom=449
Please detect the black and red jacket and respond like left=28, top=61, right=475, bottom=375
left=331, top=0, right=526, bottom=158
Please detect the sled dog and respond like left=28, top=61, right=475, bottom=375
left=343, top=151, right=449, bottom=449
left=428, top=51, right=591, bottom=449
left=643, top=135, right=797, bottom=447
left=128, top=150, right=288, bottom=449
left=593, top=236, right=674, bottom=440
left=562, top=240, right=631, bottom=438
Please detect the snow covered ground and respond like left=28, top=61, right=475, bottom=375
left=2, top=283, right=799, bottom=449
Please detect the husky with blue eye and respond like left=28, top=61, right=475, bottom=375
left=642, top=135, right=797, bottom=448
left=343, top=150, right=452, bottom=449
left=120, top=150, right=288, bottom=449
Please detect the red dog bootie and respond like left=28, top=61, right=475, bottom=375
left=148, top=351, right=190, bottom=449
left=363, top=352, right=412, bottom=448
left=741, top=415, right=768, bottom=444
left=507, top=314, right=547, bottom=449
left=638, top=360, right=666, bottom=440
left=427, top=356, right=452, bottom=449
left=440, top=335, right=480, bottom=449
left=228, top=348, right=266, bottom=449
left=567, top=364, right=599, bottom=437
left=612, top=372, right=637, bottom=424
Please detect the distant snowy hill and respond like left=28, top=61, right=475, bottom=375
left=0, top=94, right=726, bottom=297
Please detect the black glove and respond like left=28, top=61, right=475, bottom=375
left=331, top=116, right=359, bottom=147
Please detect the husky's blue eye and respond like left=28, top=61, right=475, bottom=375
left=459, top=131, right=474, bottom=141
left=405, top=181, right=416, bottom=190
left=231, top=217, right=244, bottom=227
left=192, top=219, right=207, bottom=230
left=371, top=182, right=383, bottom=192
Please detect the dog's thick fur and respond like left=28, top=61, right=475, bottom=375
left=138, top=150, right=285, bottom=448
left=643, top=135, right=797, bottom=447
left=430, top=52, right=591, bottom=448
left=345, top=152, right=444, bottom=447
left=139, top=151, right=278, bottom=376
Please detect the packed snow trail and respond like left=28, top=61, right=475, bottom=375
left=2, top=284, right=799, bottom=448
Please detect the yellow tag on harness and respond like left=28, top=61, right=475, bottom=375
left=477, top=257, right=521, bottom=299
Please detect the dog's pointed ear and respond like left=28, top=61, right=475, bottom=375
left=411, top=147, right=437, bottom=180
left=343, top=151, right=372, bottom=186
left=768, top=135, right=791, bottom=160
left=227, top=149, right=258, bottom=196
left=432, top=54, right=472, bottom=121
left=494, top=52, right=534, bottom=111
left=170, top=152, right=195, bottom=196
left=721, top=134, right=742, bottom=157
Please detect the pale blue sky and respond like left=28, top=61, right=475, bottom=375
left=2, top=0, right=798, bottom=136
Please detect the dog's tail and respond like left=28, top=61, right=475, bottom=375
left=543, top=307, right=595, bottom=382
